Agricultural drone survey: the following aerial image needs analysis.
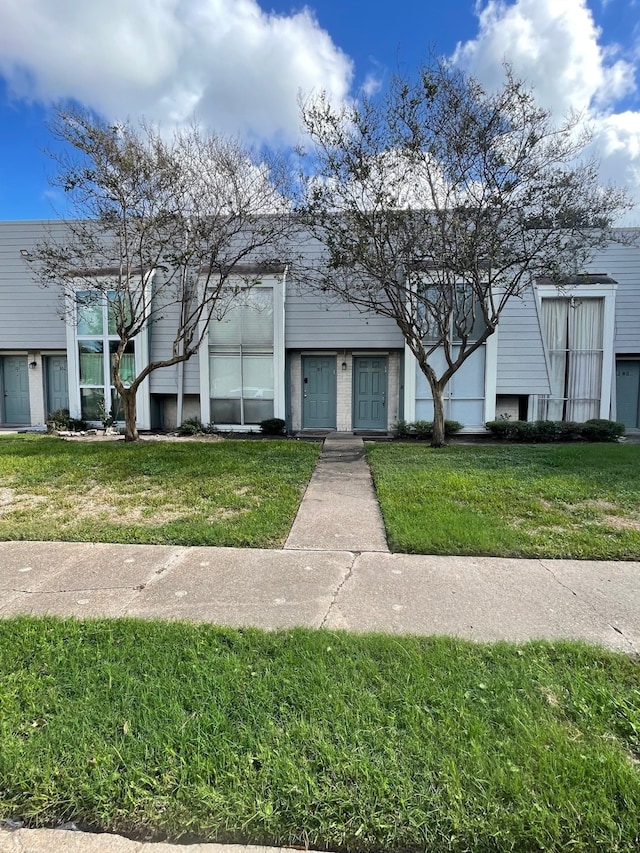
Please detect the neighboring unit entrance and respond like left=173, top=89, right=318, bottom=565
left=46, top=356, right=69, bottom=416
left=616, top=360, right=640, bottom=429
left=302, top=356, right=336, bottom=428
left=353, top=356, right=387, bottom=430
left=2, top=356, right=30, bottom=424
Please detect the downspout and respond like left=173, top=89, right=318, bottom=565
left=176, top=354, right=184, bottom=428
left=175, top=220, right=192, bottom=429
left=281, top=264, right=289, bottom=426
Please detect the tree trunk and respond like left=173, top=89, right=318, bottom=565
left=121, top=389, right=139, bottom=442
left=430, top=382, right=446, bottom=448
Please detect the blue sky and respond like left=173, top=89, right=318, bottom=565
left=0, top=0, right=639, bottom=221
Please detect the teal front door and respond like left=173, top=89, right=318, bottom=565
left=616, top=360, right=640, bottom=429
left=46, top=356, right=69, bottom=416
left=353, top=356, right=387, bottom=429
left=2, top=356, right=31, bottom=424
left=302, top=356, right=336, bottom=428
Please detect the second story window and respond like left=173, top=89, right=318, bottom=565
left=208, top=288, right=274, bottom=425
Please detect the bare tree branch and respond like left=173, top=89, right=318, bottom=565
left=29, top=110, right=294, bottom=440
left=297, top=58, right=631, bottom=446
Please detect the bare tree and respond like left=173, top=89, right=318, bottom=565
left=298, top=60, right=631, bottom=446
left=30, top=110, right=293, bottom=440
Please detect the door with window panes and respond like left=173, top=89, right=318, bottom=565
left=209, top=289, right=274, bottom=426
left=76, top=291, right=136, bottom=422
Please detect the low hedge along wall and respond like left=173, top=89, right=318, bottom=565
left=485, top=418, right=625, bottom=442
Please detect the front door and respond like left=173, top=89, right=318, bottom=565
left=353, top=356, right=387, bottom=429
left=2, top=356, right=30, bottom=424
left=302, top=356, right=336, bottom=428
left=46, top=356, right=69, bottom=416
left=616, top=360, right=640, bottom=429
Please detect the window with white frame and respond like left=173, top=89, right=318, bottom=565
left=208, top=288, right=274, bottom=425
left=540, top=297, right=604, bottom=421
left=414, top=345, right=487, bottom=426
left=76, top=291, right=135, bottom=421
left=421, top=282, right=486, bottom=344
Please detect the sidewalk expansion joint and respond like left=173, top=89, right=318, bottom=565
left=320, top=553, right=357, bottom=628
left=538, top=560, right=637, bottom=653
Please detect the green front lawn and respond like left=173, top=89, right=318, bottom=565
left=0, top=436, right=320, bottom=547
left=366, top=443, right=640, bottom=558
left=1, top=618, right=639, bottom=852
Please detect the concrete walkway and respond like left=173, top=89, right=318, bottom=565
left=285, top=433, right=389, bottom=552
left=1, top=433, right=640, bottom=853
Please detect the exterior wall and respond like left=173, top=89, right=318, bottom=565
left=495, top=395, right=521, bottom=421
left=590, top=238, right=640, bottom=356
left=285, top=285, right=405, bottom=349
left=152, top=394, right=200, bottom=430
left=27, top=353, right=46, bottom=425
left=147, top=291, right=202, bottom=398
left=404, top=333, right=498, bottom=430
left=288, top=349, right=401, bottom=431
left=496, top=286, right=550, bottom=395
left=2, top=221, right=639, bottom=431
left=0, top=221, right=69, bottom=350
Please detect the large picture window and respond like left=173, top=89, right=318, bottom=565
left=76, top=291, right=135, bottom=421
left=541, top=297, right=604, bottom=421
left=209, top=289, right=274, bottom=425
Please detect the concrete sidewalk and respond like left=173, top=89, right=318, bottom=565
left=1, top=433, right=639, bottom=853
left=1, top=541, right=638, bottom=651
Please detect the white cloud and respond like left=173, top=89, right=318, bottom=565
left=0, top=0, right=353, bottom=142
left=453, top=0, right=635, bottom=113
left=452, top=0, right=640, bottom=221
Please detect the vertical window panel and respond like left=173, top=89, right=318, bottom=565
left=78, top=341, right=104, bottom=386
left=77, top=292, right=103, bottom=335
left=208, top=288, right=275, bottom=425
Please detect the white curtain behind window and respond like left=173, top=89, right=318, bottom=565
left=541, top=298, right=603, bottom=421
left=542, top=299, right=568, bottom=420
left=567, top=299, right=603, bottom=421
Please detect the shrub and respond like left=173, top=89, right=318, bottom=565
left=486, top=418, right=625, bottom=443
left=558, top=421, right=583, bottom=442
left=399, top=420, right=464, bottom=440
left=530, top=420, right=564, bottom=443
left=259, top=417, right=286, bottom=435
left=412, top=420, right=432, bottom=439
left=485, top=419, right=529, bottom=441
left=177, top=417, right=216, bottom=436
left=485, top=419, right=514, bottom=440
left=394, top=419, right=410, bottom=438
left=46, top=408, right=88, bottom=432
left=580, top=419, right=625, bottom=442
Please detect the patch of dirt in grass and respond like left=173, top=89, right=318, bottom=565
left=55, top=485, right=187, bottom=526
left=573, top=498, right=624, bottom=514
left=564, top=499, right=640, bottom=530
left=0, top=488, right=47, bottom=516
left=601, top=515, right=640, bottom=531
left=540, top=686, right=560, bottom=707
left=209, top=507, right=251, bottom=521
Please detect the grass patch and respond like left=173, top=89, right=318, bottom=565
left=366, top=442, right=640, bottom=558
left=0, top=617, right=639, bottom=851
left=0, top=436, right=320, bottom=547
